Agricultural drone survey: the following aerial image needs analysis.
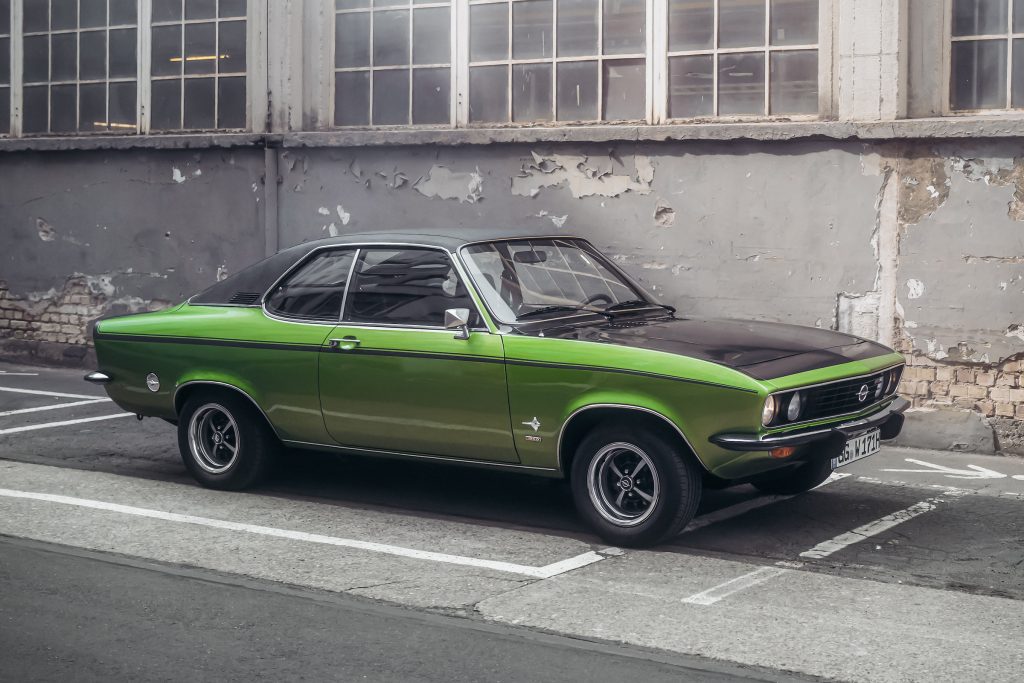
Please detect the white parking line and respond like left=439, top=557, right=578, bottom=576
left=0, top=372, right=39, bottom=376
left=0, top=413, right=134, bottom=435
left=0, top=398, right=110, bottom=418
left=0, top=386, right=103, bottom=400
left=0, top=488, right=607, bottom=579
left=682, top=566, right=790, bottom=605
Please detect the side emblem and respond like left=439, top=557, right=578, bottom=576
left=522, top=417, right=541, bottom=432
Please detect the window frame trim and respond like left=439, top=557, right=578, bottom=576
left=944, top=0, right=1024, bottom=115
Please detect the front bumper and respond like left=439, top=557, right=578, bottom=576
left=710, top=397, right=910, bottom=452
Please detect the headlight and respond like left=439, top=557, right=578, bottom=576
left=762, top=395, right=777, bottom=426
left=786, top=391, right=804, bottom=421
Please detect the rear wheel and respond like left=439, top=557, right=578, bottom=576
left=177, top=391, right=279, bottom=490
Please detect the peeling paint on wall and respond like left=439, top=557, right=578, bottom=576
left=413, top=165, right=484, bottom=203
left=654, top=199, right=676, bottom=228
left=898, top=154, right=949, bottom=225
left=36, top=218, right=55, bottom=242
left=511, top=151, right=654, bottom=199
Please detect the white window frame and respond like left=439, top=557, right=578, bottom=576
left=945, top=0, right=1024, bottom=114
left=0, top=0, right=12, bottom=135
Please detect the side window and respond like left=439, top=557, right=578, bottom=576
left=265, top=249, right=355, bottom=321
left=345, top=248, right=479, bottom=327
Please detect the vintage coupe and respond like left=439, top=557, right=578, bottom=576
left=87, top=230, right=908, bottom=547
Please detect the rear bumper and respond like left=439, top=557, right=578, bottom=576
left=84, top=371, right=112, bottom=384
left=710, top=397, right=910, bottom=452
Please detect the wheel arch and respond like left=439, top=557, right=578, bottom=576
left=173, top=380, right=281, bottom=441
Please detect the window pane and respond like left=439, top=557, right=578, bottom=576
left=556, top=60, right=598, bottom=120
left=950, top=39, right=1007, bottom=109
left=557, top=0, right=597, bottom=57
left=185, top=0, right=217, bottom=20
left=1014, top=39, right=1024, bottom=106
left=513, top=63, right=552, bottom=121
left=335, top=12, right=370, bottom=68
left=152, top=25, right=182, bottom=77
left=719, top=0, right=765, bottom=48
left=413, top=7, right=449, bottom=65
left=80, top=0, right=108, bottom=29
left=218, top=75, right=246, bottom=128
left=220, top=0, right=247, bottom=18
left=268, top=250, right=355, bottom=321
left=24, top=0, right=50, bottom=33
left=603, top=0, right=645, bottom=55
left=1016, top=0, right=1024, bottom=32
left=374, top=10, right=409, bottom=66
left=110, top=0, right=137, bottom=24
left=512, top=0, right=552, bottom=59
left=184, top=22, right=216, bottom=74
left=668, top=0, right=713, bottom=51
left=0, top=87, right=8, bottom=133
left=51, top=84, right=77, bottom=131
left=770, top=0, right=817, bottom=46
left=23, top=85, right=48, bottom=132
left=0, top=0, right=9, bottom=35
left=80, top=31, right=107, bottom=80
left=372, top=68, right=409, bottom=124
left=218, top=20, right=246, bottom=73
left=334, top=70, right=370, bottom=125
left=24, top=35, right=50, bottom=82
left=151, top=78, right=181, bottom=129
left=412, top=67, right=450, bottom=124
left=603, top=59, right=644, bottom=119
left=0, top=38, right=8, bottom=85
left=336, top=0, right=370, bottom=8
left=152, top=0, right=182, bottom=23
left=52, top=33, right=78, bottom=81
left=108, top=80, right=136, bottom=127
left=51, top=0, right=78, bottom=31
left=80, top=82, right=106, bottom=130
left=470, top=3, right=508, bottom=61
left=183, top=77, right=215, bottom=128
left=375, top=0, right=405, bottom=7
left=952, top=0, right=1007, bottom=36
left=668, top=54, right=713, bottom=117
left=109, top=28, right=136, bottom=78
left=718, top=52, right=765, bottom=114
left=770, top=50, right=817, bottom=113
left=469, top=65, right=508, bottom=122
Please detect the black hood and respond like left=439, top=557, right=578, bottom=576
left=540, top=316, right=893, bottom=381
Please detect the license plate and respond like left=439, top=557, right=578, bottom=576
left=831, top=429, right=881, bottom=469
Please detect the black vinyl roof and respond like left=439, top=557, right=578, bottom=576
left=290, top=227, right=580, bottom=253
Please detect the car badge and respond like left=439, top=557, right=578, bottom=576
left=857, top=384, right=870, bottom=402
left=522, top=417, right=541, bottom=432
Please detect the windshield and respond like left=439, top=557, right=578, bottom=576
left=461, top=238, right=648, bottom=324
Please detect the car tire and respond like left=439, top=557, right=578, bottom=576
left=750, top=455, right=834, bottom=495
left=177, top=391, right=279, bottom=490
left=570, top=423, right=702, bottom=548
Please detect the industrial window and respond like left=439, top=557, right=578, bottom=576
left=333, top=0, right=453, bottom=126
left=150, top=0, right=248, bottom=130
left=667, top=0, right=819, bottom=118
left=950, top=0, right=1024, bottom=110
left=1, top=0, right=9, bottom=134
left=21, top=0, right=139, bottom=134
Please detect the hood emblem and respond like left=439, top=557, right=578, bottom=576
left=857, top=384, right=870, bottom=402
left=522, top=417, right=541, bottom=432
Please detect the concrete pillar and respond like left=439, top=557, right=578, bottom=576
left=837, top=0, right=908, bottom=121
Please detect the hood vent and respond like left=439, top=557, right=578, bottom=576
left=228, top=291, right=262, bottom=306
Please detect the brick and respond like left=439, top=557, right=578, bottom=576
left=975, top=400, right=996, bottom=417
left=8, top=320, right=26, bottom=330
left=996, top=402, right=1017, bottom=417
left=967, top=385, right=988, bottom=399
left=930, top=380, right=950, bottom=395
left=990, top=387, right=1012, bottom=401
left=976, top=372, right=996, bottom=387
left=953, top=397, right=975, bottom=409
left=899, top=380, right=930, bottom=397
left=1002, top=361, right=1021, bottom=373
left=904, top=367, right=936, bottom=381
left=1017, top=404, right=1024, bottom=420
left=995, top=374, right=1018, bottom=387
left=935, top=367, right=955, bottom=382
left=956, top=368, right=976, bottom=383
left=949, top=383, right=972, bottom=398
left=1009, top=388, right=1024, bottom=403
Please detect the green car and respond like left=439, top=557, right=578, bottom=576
left=86, top=230, right=908, bottom=547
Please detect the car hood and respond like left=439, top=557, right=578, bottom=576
left=545, top=316, right=894, bottom=381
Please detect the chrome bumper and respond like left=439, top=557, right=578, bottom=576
left=710, top=397, right=910, bottom=452
left=84, top=371, right=112, bottom=384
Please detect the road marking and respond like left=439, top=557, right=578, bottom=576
left=0, top=413, right=133, bottom=435
left=0, top=398, right=110, bottom=418
left=682, top=566, right=790, bottom=605
left=0, top=488, right=607, bottom=579
left=0, top=386, right=103, bottom=400
left=882, top=458, right=1006, bottom=480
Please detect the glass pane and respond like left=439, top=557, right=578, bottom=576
left=334, top=70, right=370, bottom=125
left=110, top=0, right=137, bottom=24
left=557, top=0, right=598, bottom=57
left=512, top=63, right=551, bottom=121
left=770, top=0, right=817, bottom=45
left=513, top=0, right=552, bottom=59
left=184, top=22, right=217, bottom=74
left=0, top=87, right=8, bottom=134
left=51, top=0, right=78, bottom=31
left=412, top=67, right=449, bottom=124
left=720, top=0, right=765, bottom=48
left=51, top=84, right=77, bottom=132
left=80, top=82, right=106, bottom=130
left=24, top=35, right=50, bottom=82
left=109, top=28, right=137, bottom=78
left=668, top=54, right=713, bottom=117
left=718, top=51, right=765, bottom=114
left=0, top=0, right=10, bottom=35
left=372, top=68, right=409, bottom=124
left=770, top=50, right=817, bottom=113
left=108, top=80, right=136, bottom=127
left=952, top=0, right=1007, bottom=36
left=24, top=0, right=49, bottom=33
left=23, top=85, right=48, bottom=132
left=603, top=0, right=645, bottom=55
left=151, top=78, right=181, bottom=129
left=668, top=0, right=713, bottom=51
left=51, top=33, right=78, bottom=81
left=346, top=249, right=469, bottom=326
left=469, top=65, right=508, bottom=122
left=950, top=39, right=1006, bottom=108
left=218, top=20, right=246, bottom=73
left=0, top=38, right=9, bottom=85
left=80, top=30, right=107, bottom=81
left=218, top=75, right=246, bottom=128
left=183, top=77, right=215, bottom=128
left=1014, top=38, right=1024, bottom=106
left=152, top=0, right=183, bottom=22
left=602, top=58, right=644, bottom=119
left=374, top=0, right=405, bottom=7
left=1016, top=0, right=1024, bottom=32
left=80, top=0, right=107, bottom=29
left=556, top=60, right=598, bottom=120
left=220, top=0, right=248, bottom=18
left=336, top=0, right=370, bottom=8
left=373, top=10, right=409, bottom=67
left=268, top=251, right=356, bottom=321
left=470, top=3, right=508, bottom=61
left=152, top=25, right=183, bottom=77
left=413, top=7, right=449, bottom=65
left=335, top=12, right=370, bottom=68
left=185, top=0, right=217, bottom=20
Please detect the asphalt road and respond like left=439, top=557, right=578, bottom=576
left=1, top=361, right=1023, bottom=682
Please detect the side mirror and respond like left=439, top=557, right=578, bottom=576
left=444, top=308, right=471, bottom=340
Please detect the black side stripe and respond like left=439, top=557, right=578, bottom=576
left=504, top=358, right=757, bottom=393
left=95, top=332, right=323, bottom=353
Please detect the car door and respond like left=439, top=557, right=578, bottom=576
left=318, top=246, right=518, bottom=463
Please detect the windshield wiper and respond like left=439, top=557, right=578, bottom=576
left=517, top=305, right=604, bottom=320
left=603, top=299, right=675, bottom=313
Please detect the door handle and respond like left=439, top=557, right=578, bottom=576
left=328, top=337, right=361, bottom=351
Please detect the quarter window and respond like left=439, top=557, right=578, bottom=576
left=266, top=249, right=356, bottom=321
left=950, top=0, right=1024, bottom=110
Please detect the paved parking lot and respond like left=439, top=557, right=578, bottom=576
left=1, top=361, right=1022, bottom=681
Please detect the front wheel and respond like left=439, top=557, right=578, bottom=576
left=570, top=424, right=702, bottom=548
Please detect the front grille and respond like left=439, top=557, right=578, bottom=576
left=802, top=370, right=892, bottom=421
